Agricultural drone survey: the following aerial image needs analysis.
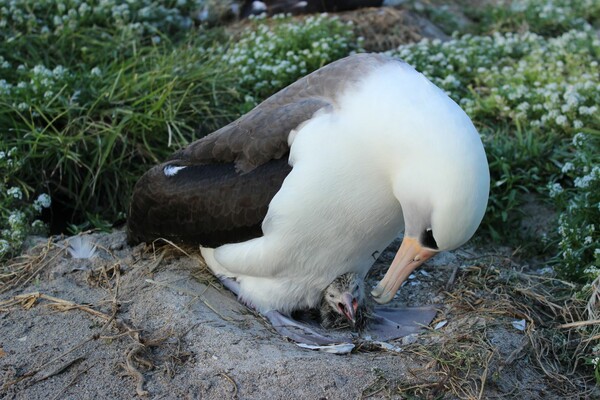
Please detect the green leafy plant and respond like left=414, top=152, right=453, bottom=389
left=0, top=3, right=360, bottom=230
left=585, top=344, right=600, bottom=385
left=467, top=0, right=600, bottom=36
left=481, top=126, right=557, bottom=241
left=387, top=22, right=599, bottom=283
left=549, top=132, right=600, bottom=283
left=0, top=0, right=208, bottom=41
left=0, top=27, right=242, bottom=227
left=2, top=49, right=242, bottom=226
left=0, top=147, right=50, bottom=262
left=222, top=14, right=360, bottom=106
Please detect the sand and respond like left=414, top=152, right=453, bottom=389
left=2, top=229, right=589, bottom=399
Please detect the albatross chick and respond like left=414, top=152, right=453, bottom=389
left=320, top=273, right=370, bottom=331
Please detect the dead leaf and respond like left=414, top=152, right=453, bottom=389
left=0, top=347, right=6, bottom=358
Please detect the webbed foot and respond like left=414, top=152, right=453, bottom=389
left=265, top=310, right=344, bottom=346
left=365, top=305, right=439, bottom=341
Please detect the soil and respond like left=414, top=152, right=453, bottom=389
left=1, top=229, right=594, bottom=399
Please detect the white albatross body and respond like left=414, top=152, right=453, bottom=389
left=202, top=60, right=489, bottom=314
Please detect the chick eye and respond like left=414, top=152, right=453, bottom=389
left=329, top=294, right=334, bottom=298
left=421, top=228, right=438, bottom=250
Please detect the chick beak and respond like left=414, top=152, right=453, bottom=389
left=338, top=292, right=357, bottom=324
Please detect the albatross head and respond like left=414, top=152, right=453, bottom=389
left=372, top=111, right=490, bottom=304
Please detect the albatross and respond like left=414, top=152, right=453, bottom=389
left=128, top=53, right=489, bottom=344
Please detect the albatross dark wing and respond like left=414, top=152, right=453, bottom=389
left=127, top=157, right=291, bottom=247
left=127, top=54, right=391, bottom=246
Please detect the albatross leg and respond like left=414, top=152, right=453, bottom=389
left=217, top=275, right=241, bottom=295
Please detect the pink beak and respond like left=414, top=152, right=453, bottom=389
left=371, top=236, right=436, bottom=304
left=338, top=292, right=358, bottom=324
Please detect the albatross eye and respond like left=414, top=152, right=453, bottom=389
left=421, top=228, right=438, bottom=250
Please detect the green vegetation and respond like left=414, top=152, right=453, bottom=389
left=393, top=0, right=600, bottom=384
left=551, top=133, right=599, bottom=283
left=387, top=26, right=600, bottom=284
left=0, top=2, right=357, bottom=261
left=223, top=14, right=359, bottom=107
left=0, top=147, right=50, bottom=259
left=468, top=0, right=600, bottom=35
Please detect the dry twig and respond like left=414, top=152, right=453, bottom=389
left=0, top=238, right=60, bottom=294
left=218, top=372, right=239, bottom=398
left=50, top=362, right=94, bottom=400
left=123, top=344, right=150, bottom=397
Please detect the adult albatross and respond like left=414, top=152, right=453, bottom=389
left=128, top=53, right=489, bottom=343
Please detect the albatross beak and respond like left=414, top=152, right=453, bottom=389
left=339, top=292, right=358, bottom=324
left=371, top=236, right=436, bottom=304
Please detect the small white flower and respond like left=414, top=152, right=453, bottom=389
left=561, top=162, right=574, bottom=173
left=52, top=66, right=67, bottom=77
left=579, top=105, right=598, bottom=115
left=548, top=182, right=563, bottom=198
left=8, top=211, right=25, bottom=227
left=0, top=239, right=10, bottom=256
left=555, top=115, right=567, bottom=125
left=35, top=193, right=51, bottom=209
left=572, top=132, right=586, bottom=147
left=575, top=173, right=594, bottom=188
left=31, top=220, right=45, bottom=231
left=90, top=67, right=102, bottom=77
left=7, top=187, right=22, bottom=200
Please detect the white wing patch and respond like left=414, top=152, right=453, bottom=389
left=163, top=165, right=186, bottom=177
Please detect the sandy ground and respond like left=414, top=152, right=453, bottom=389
left=2, top=229, right=592, bottom=399
left=0, top=231, right=435, bottom=399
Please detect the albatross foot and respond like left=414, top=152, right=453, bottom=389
left=217, top=276, right=346, bottom=346
left=216, top=276, right=437, bottom=349
left=365, top=305, right=439, bottom=342
left=264, top=310, right=344, bottom=346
